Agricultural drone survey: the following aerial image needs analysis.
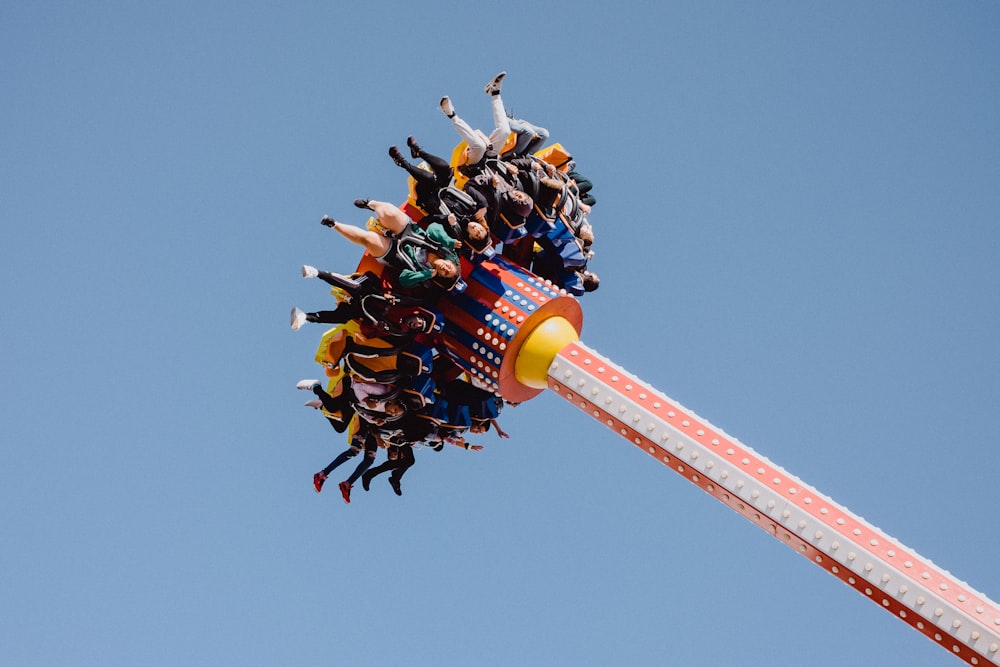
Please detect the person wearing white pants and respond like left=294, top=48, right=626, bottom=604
left=440, top=71, right=511, bottom=167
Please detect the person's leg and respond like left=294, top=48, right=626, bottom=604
left=313, top=378, right=350, bottom=414
left=367, top=200, right=413, bottom=235
left=361, top=455, right=402, bottom=491
left=507, top=117, right=549, bottom=156
left=385, top=446, right=415, bottom=495
left=407, top=137, right=453, bottom=184
left=390, top=446, right=415, bottom=482
left=415, top=151, right=453, bottom=186
left=390, top=146, right=438, bottom=186
left=486, top=93, right=512, bottom=151
left=442, top=98, right=488, bottom=164
left=330, top=221, right=391, bottom=255
left=315, top=269, right=364, bottom=292
left=346, top=442, right=378, bottom=485
left=523, top=123, right=550, bottom=155
left=306, top=302, right=355, bottom=325
left=322, top=446, right=358, bottom=475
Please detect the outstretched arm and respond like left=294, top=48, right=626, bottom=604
left=490, top=419, right=510, bottom=439
left=447, top=436, right=483, bottom=451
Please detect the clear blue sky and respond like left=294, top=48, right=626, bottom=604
left=3, top=2, right=998, bottom=665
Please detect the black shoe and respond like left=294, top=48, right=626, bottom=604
left=353, top=199, right=371, bottom=210
left=320, top=215, right=337, bottom=228
left=406, top=136, right=422, bottom=159
left=389, top=476, right=402, bottom=496
left=388, top=146, right=407, bottom=168
left=361, top=470, right=373, bottom=491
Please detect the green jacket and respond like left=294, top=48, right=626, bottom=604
left=394, top=222, right=460, bottom=288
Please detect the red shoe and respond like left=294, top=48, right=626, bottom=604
left=339, top=481, right=352, bottom=504
left=313, top=471, right=327, bottom=493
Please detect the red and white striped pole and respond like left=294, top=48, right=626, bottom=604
left=545, top=339, right=1000, bottom=666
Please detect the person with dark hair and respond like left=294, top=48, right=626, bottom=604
left=433, top=186, right=495, bottom=261
left=579, top=270, right=600, bottom=293
left=463, top=169, right=533, bottom=244
left=320, top=199, right=463, bottom=290
left=531, top=241, right=601, bottom=296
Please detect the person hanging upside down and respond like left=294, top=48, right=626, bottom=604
left=439, top=71, right=511, bottom=175
left=320, top=199, right=462, bottom=290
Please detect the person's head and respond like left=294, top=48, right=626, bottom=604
left=578, top=222, right=594, bottom=244
left=401, top=313, right=429, bottom=332
left=470, top=419, right=490, bottom=434
left=467, top=221, right=488, bottom=242
left=463, top=221, right=492, bottom=253
left=432, top=258, right=458, bottom=278
left=502, top=190, right=533, bottom=218
left=581, top=270, right=600, bottom=293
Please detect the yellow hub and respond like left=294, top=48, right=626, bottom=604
left=513, top=316, right=580, bottom=389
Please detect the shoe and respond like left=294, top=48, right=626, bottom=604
left=297, top=379, right=320, bottom=391
left=290, top=307, right=307, bottom=331
left=406, top=136, right=422, bottom=159
left=439, top=96, right=455, bottom=118
left=301, top=264, right=318, bottom=279
left=389, top=476, right=402, bottom=496
left=320, top=215, right=337, bottom=228
left=304, top=399, right=323, bottom=409
left=361, top=470, right=373, bottom=491
left=338, top=480, right=352, bottom=504
left=388, top=146, right=407, bottom=168
left=484, top=71, right=506, bottom=96
left=313, top=471, right=327, bottom=493
left=353, top=198, right=371, bottom=210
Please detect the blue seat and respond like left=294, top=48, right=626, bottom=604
left=525, top=211, right=557, bottom=237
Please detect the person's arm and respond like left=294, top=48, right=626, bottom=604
left=490, top=419, right=510, bottom=439
left=397, top=267, right=434, bottom=288
left=567, top=170, right=593, bottom=193
left=539, top=175, right=564, bottom=191
left=425, top=222, right=459, bottom=250
left=463, top=183, right=490, bottom=223
left=508, top=157, right=536, bottom=172
left=447, top=435, right=483, bottom=451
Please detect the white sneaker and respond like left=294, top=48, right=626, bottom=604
left=290, top=307, right=307, bottom=330
left=297, top=379, right=321, bottom=391
left=301, top=265, right=318, bottom=279
left=484, top=71, right=506, bottom=95
left=439, top=96, right=455, bottom=118
left=304, top=399, right=323, bottom=409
